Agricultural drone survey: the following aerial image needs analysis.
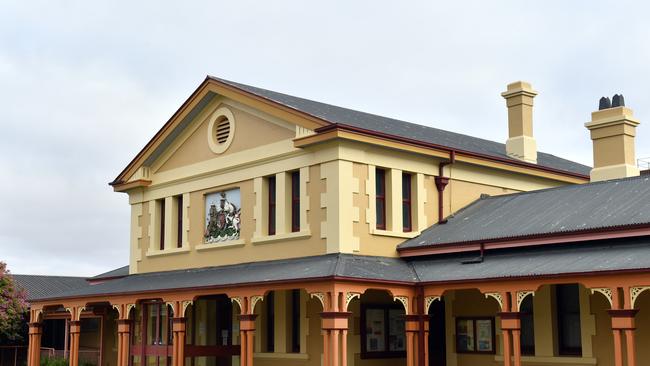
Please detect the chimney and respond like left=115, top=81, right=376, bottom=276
left=501, top=81, right=538, bottom=163
left=585, top=94, right=640, bottom=182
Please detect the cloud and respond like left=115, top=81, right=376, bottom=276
left=1, top=0, right=649, bottom=275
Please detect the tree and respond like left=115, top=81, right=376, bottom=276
left=0, top=261, right=28, bottom=344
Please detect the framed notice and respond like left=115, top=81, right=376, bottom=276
left=456, top=317, right=495, bottom=354
left=361, top=304, right=406, bottom=359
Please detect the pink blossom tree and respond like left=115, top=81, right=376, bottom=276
left=0, top=262, right=28, bottom=344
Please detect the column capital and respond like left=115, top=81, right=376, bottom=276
left=238, top=313, right=258, bottom=331
left=320, top=311, right=352, bottom=330
left=172, top=317, right=187, bottom=332
left=498, top=311, right=522, bottom=330
left=608, top=309, right=639, bottom=330
left=69, top=320, right=82, bottom=334
left=28, top=323, right=42, bottom=335
left=117, top=319, right=132, bottom=333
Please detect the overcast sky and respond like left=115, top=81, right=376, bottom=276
left=1, top=1, right=649, bottom=276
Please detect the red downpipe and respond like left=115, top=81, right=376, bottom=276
left=435, top=151, right=455, bottom=224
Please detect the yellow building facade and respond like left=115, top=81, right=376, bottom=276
left=26, top=77, right=650, bottom=366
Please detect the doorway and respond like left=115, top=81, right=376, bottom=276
left=429, top=298, right=446, bottom=366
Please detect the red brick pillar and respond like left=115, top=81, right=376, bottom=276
left=405, top=315, right=430, bottom=366
left=172, top=318, right=186, bottom=366
left=609, top=309, right=639, bottom=366
left=116, top=319, right=131, bottom=366
left=238, top=314, right=257, bottom=366
left=320, top=312, right=351, bottom=366
left=69, top=320, right=81, bottom=366
left=27, top=322, right=42, bottom=366
left=499, top=312, right=522, bottom=366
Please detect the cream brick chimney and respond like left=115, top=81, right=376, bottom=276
left=501, top=81, right=538, bottom=163
left=585, top=95, right=640, bottom=182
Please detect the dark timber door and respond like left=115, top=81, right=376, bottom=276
left=429, top=298, right=446, bottom=366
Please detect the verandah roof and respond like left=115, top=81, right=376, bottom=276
left=31, top=237, right=650, bottom=302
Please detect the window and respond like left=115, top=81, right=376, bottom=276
left=175, top=195, right=183, bottom=248
left=290, top=289, right=301, bottom=353
left=291, top=171, right=300, bottom=232
left=361, top=304, right=405, bottom=358
left=455, top=317, right=495, bottom=354
left=375, top=168, right=386, bottom=230
left=268, top=176, right=276, bottom=235
left=402, top=173, right=412, bottom=232
left=266, top=292, right=275, bottom=352
left=556, top=284, right=582, bottom=356
left=158, top=199, right=166, bottom=250
left=520, top=295, right=535, bottom=355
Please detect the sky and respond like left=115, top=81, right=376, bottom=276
left=1, top=1, right=649, bottom=276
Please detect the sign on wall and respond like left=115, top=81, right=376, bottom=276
left=204, top=189, right=241, bottom=243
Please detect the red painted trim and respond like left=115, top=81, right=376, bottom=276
left=314, top=124, right=589, bottom=180
left=398, top=224, right=650, bottom=257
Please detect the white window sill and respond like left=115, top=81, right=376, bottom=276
left=371, top=229, right=419, bottom=239
left=253, top=352, right=309, bottom=360
left=494, top=355, right=597, bottom=365
left=146, top=246, right=190, bottom=257
left=251, top=230, right=311, bottom=245
left=196, top=239, right=246, bottom=251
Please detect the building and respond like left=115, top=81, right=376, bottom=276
left=24, top=77, right=650, bottom=366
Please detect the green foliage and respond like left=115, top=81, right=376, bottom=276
left=0, top=261, right=29, bottom=344
left=40, top=357, right=68, bottom=366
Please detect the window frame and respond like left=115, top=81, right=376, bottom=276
left=291, top=171, right=300, bottom=233
left=360, top=303, right=406, bottom=359
left=268, top=176, right=276, bottom=236
left=402, top=173, right=412, bottom=232
left=176, top=195, right=183, bottom=248
left=375, top=168, right=387, bottom=230
left=454, top=317, right=496, bottom=355
left=159, top=199, right=166, bottom=251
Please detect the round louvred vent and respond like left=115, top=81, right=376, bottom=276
left=207, top=107, right=236, bottom=154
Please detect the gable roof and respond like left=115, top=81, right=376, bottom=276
left=90, top=265, right=129, bottom=281
left=209, top=77, right=590, bottom=176
left=112, top=76, right=590, bottom=187
left=12, top=274, right=90, bottom=302
left=399, top=175, right=650, bottom=252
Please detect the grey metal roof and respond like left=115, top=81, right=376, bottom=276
left=400, top=175, right=650, bottom=249
left=12, top=275, right=90, bottom=302
left=30, top=237, right=650, bottom=302
left=209, top=76, right=590, bottom=177
left=32, top=254, right=417, bottom=301
left=91, top=265, right=129, bottom=280
left=411, top=237, right=650, bottom=282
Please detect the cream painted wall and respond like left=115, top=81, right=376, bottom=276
left=124, top=93, right=578, bottom=274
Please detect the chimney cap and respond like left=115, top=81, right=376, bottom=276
left=599, top=97, right=611, bottom=110
left=501, top=80, right=538, bottom=98
left=612, top=94, right=625, bottom=108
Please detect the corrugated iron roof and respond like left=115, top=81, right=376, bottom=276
left=31, top=254, right=417, bottom=301
left=209, top=76, right=590, bottom=177
left=91, top=265, right=129, bottom=280
left=411, top=237, right=650, bottom=282
left=400, top=175, right=650, bottom=249
left=12, top=275, right=90, bottom=301
left=30, top=237, right=650, bottom=302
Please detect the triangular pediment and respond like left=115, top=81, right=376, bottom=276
left=112, top=78, right=327, bottom=190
